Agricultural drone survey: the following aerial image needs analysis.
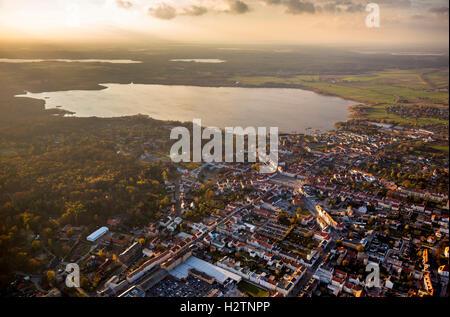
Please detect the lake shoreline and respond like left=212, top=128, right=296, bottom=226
left=17, top=80, right=361, bottom=108
left=18, top=80, right=358, bottom=102
left=16, top=83, right=357, bottom=134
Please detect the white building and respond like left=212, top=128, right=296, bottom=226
left=86, top=226, right=109, bottom=242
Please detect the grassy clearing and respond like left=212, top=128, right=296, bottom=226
left=237, top=280, right=269, bottom=297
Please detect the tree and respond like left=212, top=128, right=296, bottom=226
left=31, top=240, right=41, bottom=250
left=80, top=277, right=91, bottom=291
left=28, top=258, right=42, bottom=272
left=64, top=202, right=87, bottom=225
left=46, top=270, right=55, bottom=284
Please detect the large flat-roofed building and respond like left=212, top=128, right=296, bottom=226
left=169, top=256, right=241, bottom=284
left=87, top=226, right=109, bottom=242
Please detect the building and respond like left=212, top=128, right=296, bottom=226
left=127, top=250, right=172, bottom=283
left=423, top=273, right=434, bottom=296
left=118, top=285, right=145, bottom=297
left=86, top=227, right=109, bottom=242
left=119, top=241, right=141, bottom=263
left=316, top=205, right=340, bottom=230
left=189, top=269, right=216, bottom=284
left=170, top=256, right=241, bottom=285
left=438, top=265, right=449, bottom=277
left=313, top=264, right=334, bottom=284
left=42, top=288, right=61, bottom=297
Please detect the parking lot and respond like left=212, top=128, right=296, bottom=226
left=146, top=275, right=216, bottom=297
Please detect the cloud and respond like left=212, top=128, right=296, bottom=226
left=429, top=6, right=449, bottom=16
left=284, top=0, right=315, bottom=14
left=227, top=0, right=251, bottom=14
left=259, top=0, right=367, bottom=15
left=261, top=0, right=282, bottom=4
left=374, top=0, right=412, bottom=9
left=317, top=1, right=364, bottom=14
left=146, top=1, right=251, bottom=20
left=182, top=5, right=208, bottom=16
left=345, top=2, right=364, bottom=13
left=260, top=0, right=316, bottom=14
left=116, top=0, right=133, bottom=9
left=148, top=3, right=177, bottom=20
left=320, top=2, right=340, bottom=13
left=411, top=14, right=426, bottom=20
left=143, top=0, right=442, bottom=21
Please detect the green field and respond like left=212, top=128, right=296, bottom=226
left=233, top=68, right=449, bottom=129
left=431, top=145, right=450, bottom=155
left=237, top=281, right=269, bottom=297
left=366, top=104, right=448, bottom=126
left=233, top=69, right=449, bottom=107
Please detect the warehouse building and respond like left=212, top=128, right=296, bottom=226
left=170, top=256, right=241, bottom=284
left=86, top=226, right=109, bottom=242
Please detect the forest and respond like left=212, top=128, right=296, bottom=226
left=0, top=113, right=179, bottom=290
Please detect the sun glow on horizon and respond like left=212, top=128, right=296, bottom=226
left=0, top=0, right=448, bottom=45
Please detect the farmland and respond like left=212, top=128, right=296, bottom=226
left=233, top=68, right=449, bottom=130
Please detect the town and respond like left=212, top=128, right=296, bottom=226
left=7, top=118, right=448, bottom=299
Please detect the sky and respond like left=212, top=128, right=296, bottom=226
left=0, top=0, right=448, bottom=46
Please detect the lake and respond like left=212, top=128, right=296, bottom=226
left=0, top=59, right=141, bottom=64
left=16, top=84, right=356, bottom=133
left=170, top=59, right=226, bottom=63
